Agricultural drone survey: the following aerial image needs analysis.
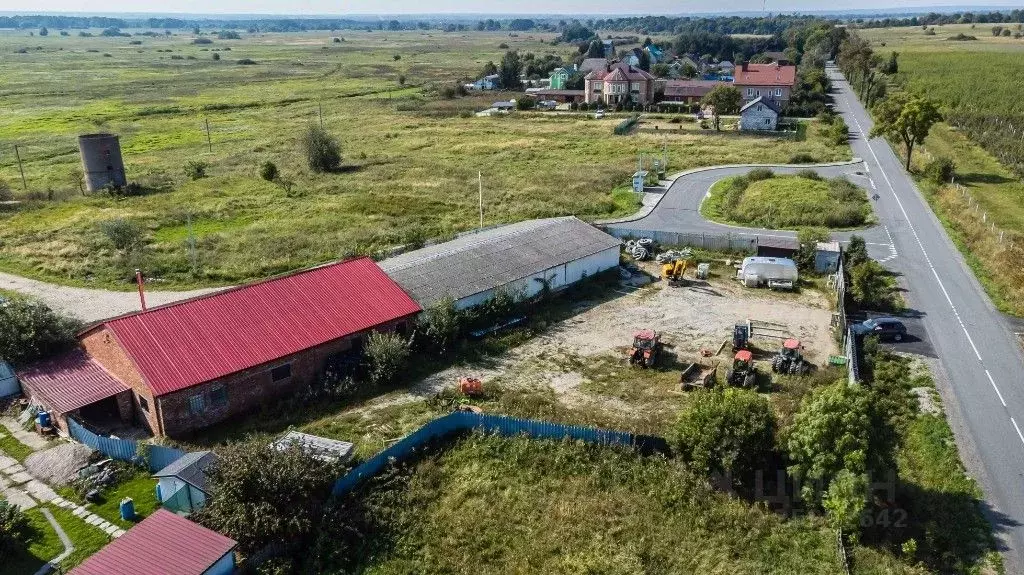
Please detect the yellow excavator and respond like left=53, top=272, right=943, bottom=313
left=661, top=258, right=689, bottom=286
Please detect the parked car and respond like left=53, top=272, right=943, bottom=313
left=851, top=318, right=908, bottom=341
left=594, top=109, right=605, bottom=119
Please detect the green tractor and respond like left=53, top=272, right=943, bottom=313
left=771, top=339, right=810, bottom=376
left=725, top=350, right=757, bottom=388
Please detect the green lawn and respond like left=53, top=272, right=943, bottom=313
left=0, top=431, right=35, bottom=463
left=0, top=505, right=112, bottom=575
left=702, top=172, right=871, bottom=229
left=62, top=469, right=161, bottom=529
left=0, top=30, right=849, bottom=289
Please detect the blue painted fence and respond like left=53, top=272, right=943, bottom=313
left=68, top=418, right=186, bottom=472
left=332, top=411, right=668, bottom=496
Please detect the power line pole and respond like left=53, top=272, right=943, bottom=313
left=204, top=118, right=212, bottom=153
left=318, top=101, right=324, bottom=128
left=478, top=171, right=484, bottom=230
left=13, top=144, right=27, bottom=191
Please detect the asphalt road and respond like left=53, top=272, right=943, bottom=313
left=828, top=65, right=1024, bottom=568
left=609, top=66, right=1024, bottom=568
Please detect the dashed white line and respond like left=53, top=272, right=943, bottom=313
left=1012, top=418, right=1024, bottom=446
left=988, top=370, right=1007, bottom=407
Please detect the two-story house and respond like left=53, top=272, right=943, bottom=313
left=549, top=67, right=574, bottom=90
left=584, top=62, right=656, bottom=106
left=732, top=62, right=797, bottom=107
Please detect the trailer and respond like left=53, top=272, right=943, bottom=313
left=737, top=256, right=798, bottom=288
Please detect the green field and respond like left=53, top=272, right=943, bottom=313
left=0, top=30, right=849, bottom=289
left=853, top=24, right=1024, bottom=315
left=703, top=172, right=871, bottom=229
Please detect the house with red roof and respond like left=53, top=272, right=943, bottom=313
left=732, top=62, right=798, bottom=106
left=18, top=257, right=421, bottom=437
left=584, top=61, right=656, bottom=106
left=71, top=509, right=237, bottom=575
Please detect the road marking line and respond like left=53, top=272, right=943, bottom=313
left=870, top=178, right=877, bottom=190
left=989, top=370, right=1007, bottom=407
left=1012, top=418, right=1024, bottom=446
left=844, top=90, right=997, bottom=393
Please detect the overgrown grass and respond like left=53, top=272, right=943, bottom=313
left=337, top=433, right=846, bottom=574
left=703, top=172, right=871, bottom=229
left=0, top=30, right=849, bottom=289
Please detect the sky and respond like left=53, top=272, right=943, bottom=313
left=1, top=1, right=1020, bottom=16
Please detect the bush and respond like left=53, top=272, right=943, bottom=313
left=217, top=30, right=241, bottom=40
left=0, top=499, right=29, bottom=555
left=100, top=218, right=144, bottom=254
left=212, top=53, right=220, bottom=61
left=746, top=167, right=774, bottom=182
left=0, top=297, right=81, bottom=366
left=0, top=179, right=11, bottom=202
left=193, top=439, right=343, bottom=555
left=236, top=58, right=257, bottom=65
left=439, top=85, right=456, bottom=99
left=260, top=161, right=279, bottom=182
left=923, top=157, right=955, bottom=184
left=184, top=160, right=208, bottom=180
left=416, top=297, right=462, bottom=355
left=516, top=96, right=536, bottom=110
left=795, top=227, right=830, bottom=271
left=192, top=37, right=213, bottom=44
left=673, top=388, right=776, bottom=482
left=365, top=331, right=410, bottom=385
left=789, top=153, right=816, bottom=164
left=795, top=169, right=821, bottom=180
left=302, top=124, right=342, bottom=172
left=844, top=235, right=869, bottom=268
left=849, top=259, right=892, bottom=309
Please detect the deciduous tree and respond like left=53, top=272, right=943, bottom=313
left=870, top=92, right=942, bottom=171
left=673, top=388, right=776, bottom=481
left=0, top=297, right=80, bottom=366
left=302, top=123, right=341, bottom=172
left=701, top=85, right=741, bottom=131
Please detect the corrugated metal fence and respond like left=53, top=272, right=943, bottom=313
left=332, top=412, right=669, bottom=496
left=846, top=326, right=861, bottom=385
left=599, top=226, right=760, bottom=254
left=68, top=418, right=186, bottom=472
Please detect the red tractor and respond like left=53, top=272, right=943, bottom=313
left=771, top=339, right=810, bottom=375
left=628, top=329, right=661, bottom=368
left=725, top=350, right=757, bottom=388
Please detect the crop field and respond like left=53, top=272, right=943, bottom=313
left=0, top=29, right=849, bottom=289
left=703, top=171, right=872, bottom=229
left=856, top=24, right=1024, bottom=315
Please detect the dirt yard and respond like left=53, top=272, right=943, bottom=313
left=400, top=262, right=837, bottom=407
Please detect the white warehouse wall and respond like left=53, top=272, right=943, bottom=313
left=453, top=247, right=619, bottom=310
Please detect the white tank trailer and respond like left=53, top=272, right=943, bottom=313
left=78, top=133, right=126, bottom=192
left=737, top=256, right=799, bottom=287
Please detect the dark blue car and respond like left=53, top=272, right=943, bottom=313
left=851, top=318, right=908, bottom=342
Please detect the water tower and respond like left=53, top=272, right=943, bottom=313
left=78, top=133, right=127, bottom=191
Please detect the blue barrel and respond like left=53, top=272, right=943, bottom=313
left=36, top=411, right=51, bottom=428
left=119, top=497, right=136, bottom=521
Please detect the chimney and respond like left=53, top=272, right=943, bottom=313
left=135, top=269, right=147, bottom=312
left=741, top=62, right=748, bottom=72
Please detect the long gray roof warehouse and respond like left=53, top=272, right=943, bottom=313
left=379, top=216, right=622, bottom=310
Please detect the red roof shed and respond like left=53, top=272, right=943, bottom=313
left=71, top=509, right=237, bottom=575
left=85, top=257, right=421, bottom=396
left=17, top=349, right=130, bottom=414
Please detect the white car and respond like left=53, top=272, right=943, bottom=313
left=594, top=110, right=605, bottom=119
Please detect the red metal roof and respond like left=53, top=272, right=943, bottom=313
left=71, top=509, right=236, bottom=575
left=94, top=257, right=421, bottom=396
left=664, top=80, right=725, bottom=98
left=16, top=349, right=130, bottom=414
left=732, top=63, right=797, bottom=87
left=586, top=62, right=656, bottom=82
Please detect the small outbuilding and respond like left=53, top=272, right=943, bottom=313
left=756, top=236, right=799, bottom=259
left=0, top=361, right=19, bottom=398
left=814, top=241, right=842, bottom=273
left=71, top=509, right=237, bottom=575
left=154, top=450, right=217, bottom=514
left=380, top=216, right=622, bottom=310
left=739, top=96, right=781, bottom=131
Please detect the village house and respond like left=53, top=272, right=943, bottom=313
left=577, top=57, right=608, bottom=74
left=732, top=62, right=797, bottom=106
left=584, top=61, right=656, bottom=106
left=549, top=66, right=573, bottom=89
left=662, top=79, right=725, bottom=106
left=739, top=96, right=782, bottom=131
left=18, top=257, right=421, bottom=438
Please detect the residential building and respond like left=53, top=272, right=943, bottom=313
left=717, top=60, right=735, bottom=76
left=526, top=88, right=585, bottom=103
left=662, top=79, right=725, bottom=105
left=739, top=96, right=781, bottom=131
left=584, top=62, right=656, bottom=106
left=71, top=509, right=237, bottom=575
left=154, top=450, right=217, bottom=514
left=549, top=67, right=573, bottom=90
left=19, top=258, right=421, bottom=437
left=469, top=74, right=499, bottom=90
left=732, top=62, right=797, bottom=105
left=645, top=44, right=664, bottom=63
left=379, top=216, right=622, bottom=310
left=622, top=51, right=640, bottom=67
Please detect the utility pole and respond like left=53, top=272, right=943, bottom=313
left=13, top=144, right=27, bottom=191
left=186, top=212, right=198, bottom=274
left=478, top=171, right=484, bottom=230
left=318, top=101, right=324, bottom=128
left=204, top=118, right=212, bottom=153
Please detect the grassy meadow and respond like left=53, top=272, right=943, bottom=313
left=0, top=29, right=849, bottom=289
left=702, top=172, right=871, bottom=229
left=857, top=23, right=1024, bottom=315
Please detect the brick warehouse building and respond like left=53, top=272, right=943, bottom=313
left=18, top=258, right=421, bottom=437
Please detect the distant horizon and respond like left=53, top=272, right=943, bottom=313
left=1, top=3, right=1021, bottom=18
